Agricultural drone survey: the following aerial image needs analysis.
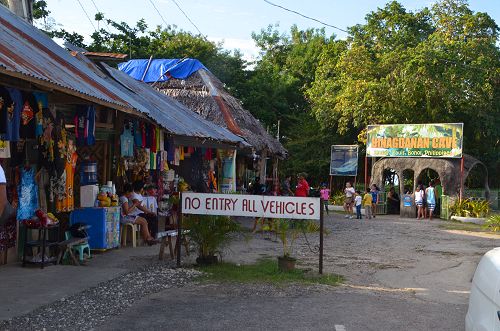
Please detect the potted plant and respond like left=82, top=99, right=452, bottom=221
left=183, top=214, right=240, bottom=265
left=273, top=219, right=320, bottom=272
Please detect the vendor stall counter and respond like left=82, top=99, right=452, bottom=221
left=70, top=207, right=120, bottom=250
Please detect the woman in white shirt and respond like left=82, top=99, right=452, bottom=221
left=0, top=164, right=7, bottom=217
left=414, top=185, right=425, bottom=220
left=120, top=183, right=157, bottom=245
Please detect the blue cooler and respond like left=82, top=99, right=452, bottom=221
left=70, top=207, right=120, bottom=250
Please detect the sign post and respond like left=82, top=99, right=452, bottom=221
left=319, top=198, right=324, bottom=274
left=177, top=192, right=183, bottom=268
left=180, top=193, right=322, bottom=272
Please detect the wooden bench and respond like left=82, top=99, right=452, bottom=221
left=157, top=230, right=190, bottom=260
left=57, top=237, right=88, bottom=266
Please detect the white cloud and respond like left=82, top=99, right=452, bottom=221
left=209, top=37, right=260, bottom=62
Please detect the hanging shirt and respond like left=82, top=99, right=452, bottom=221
left=6, top=88, right=22, bottom=142
left=151, top=126, right=157, bottom=153
left=74, top=105, right=87, bottom=147
left=20, top=92, right=37, bottom=139
left=33, top=92, right=48, bottom=137
left=156, top=127, right=162, bottom=151
left=134, top=120, right=142, bottom=147
left=86, top=106, right=96, bottom=145
left=0, top=164, right=5, bottom=183
left=0, top=87, right=13, bottom=135
left=17, top=167, right=39, bottom=220
left=120, top=128, right=134, bottom=157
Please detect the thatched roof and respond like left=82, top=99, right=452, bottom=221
left=154, top=69, right=287, bottom=158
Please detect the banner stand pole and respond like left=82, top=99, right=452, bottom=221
left=319, top=198, right=324, bottom=275
left=177, top=192, right=183, bottom=268
left=459, top=157, right=464, bottom=201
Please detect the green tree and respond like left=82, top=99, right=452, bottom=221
left=308, top=0, right=500, bottom=180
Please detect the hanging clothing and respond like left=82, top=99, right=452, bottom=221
left=74, top=105, right=96, bottom=146
left=145, top=124, right=152, bottom=148
left=179, top=147, right=185, bottom=161
left=120, top=128, right=134, bottom=157
left=151, top=126, right=157, bottom=153
left=174, top=148, right=180, bottom=166
left=86, top=106, right=95, bottom=146
left=56, top=150, right=77, bottom=212
left=141, top=122, right=146, bottom=148
left=17, top=167, right=39, bottom=220
left=0, top=140, right=10, bottom=158
left=150, top=152, right=157, bottom=170
left=36, top=167, right=49, bottom=212
left=33, top=92, right=48, bottom=137
left=134, top=120, right=142, bottom=147
left=6, top=88, right=22, bottom=142
left=156, top=127, right=162, bottom=151
left=20, top=92, right=37, bottom=139
left=0, top=87, right=13, bottom=135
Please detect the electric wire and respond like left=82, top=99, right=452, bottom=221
left=88, top=0, right=112, bottom=34
left=147, top=0, right=169, bottom=27
left=170, top=0, right=203, bottom=36
left=263, top=0, right=348, bottom=34
left=75, top=0, right=97, bottom=32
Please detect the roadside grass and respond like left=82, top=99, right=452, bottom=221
left=196, top=259, right=344, bottom=286
left=438, top=220, right=485, bottom=232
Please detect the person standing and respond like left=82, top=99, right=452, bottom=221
left=320, top=183, right=330, bottom=215
left=295, top=173, right=310, bottom=197
left=281, top=175, right=293, bottom=196
left=354, top=191, right=362, bottom=219
left=426, top=181, right=436, bottom=220
left=0, top=164, right=10, bottom=219
left=415, top=185, right=425, bottom=219
left=370, top=184, right=379, bottom=218
left=363, top=188, right=373, bottom=219
left=343, top=182, right=356, bottom=219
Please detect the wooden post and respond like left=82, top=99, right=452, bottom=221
left=176, top=192, right=183, bottom=267
left=319, top=198, right=324, bottom=275
left=364, top=156, right=368, bottom=191
left=459, top=157, right=464, bottom=201
left=329, top=175, right=333, bottom=194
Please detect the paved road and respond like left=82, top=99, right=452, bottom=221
left=99, top=283, right=465, bottom=331
left=98, top=214, right=499, bottom=331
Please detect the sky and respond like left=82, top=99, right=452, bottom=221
left=44, top=0, right=500, bottom=61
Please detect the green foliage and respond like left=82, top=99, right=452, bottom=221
left=197, top=258, right=343, bottom=285
left=483, top=214, right=500, bottom=232
left=330, top=191, right=345, bottom=206
left=272, top=219, right=319, bottom=257
left=307, top=0, right=500, bottom=175
left=183, top=215, right=240, bottom=258
left=450, top=198, right=490, bottom=218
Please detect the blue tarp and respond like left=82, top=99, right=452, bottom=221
left=118, top=58, right=207, bottom=83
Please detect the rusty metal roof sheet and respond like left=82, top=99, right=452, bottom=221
left=0, top=6, right=244, bottom=144
left=0, top=6, right=132, bottom=108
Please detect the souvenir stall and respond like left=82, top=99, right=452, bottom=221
left=0, top=83, right=98, bottom=265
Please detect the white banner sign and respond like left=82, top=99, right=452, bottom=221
left=182, top=193, right=321, bottom=220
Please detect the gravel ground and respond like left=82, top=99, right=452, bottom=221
left=0, top=264, right=201, bottom=331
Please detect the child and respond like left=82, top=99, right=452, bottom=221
left=363, top=188, right=373, bottom=219
left=354, top=191, right=362, bottom=219
left=415, top=185, right=425, bottom=219
left=320, top=183, right=330, bottom=215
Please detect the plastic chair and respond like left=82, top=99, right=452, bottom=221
left=120, top=223, right=141, bottom=247
left=64, top=231, right=91, bottom=262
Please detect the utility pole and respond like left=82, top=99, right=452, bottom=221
left=7, top=0, right=33, bottom=23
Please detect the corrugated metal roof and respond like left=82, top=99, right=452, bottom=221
left=0, top=6, right=244, bottom=144
left=0, top=5, right=129, bottom=108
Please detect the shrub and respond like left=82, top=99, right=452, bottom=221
left=450, top=198, right=490, bottom=218
left=183, top=215, right=241, bottom=258
left=483, top=215, right=500, bottom=232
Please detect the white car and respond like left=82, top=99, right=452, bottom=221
left=466, top=247, right=500, bottom=331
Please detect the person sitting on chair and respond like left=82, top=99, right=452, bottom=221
left=120, top=183, right=157, bottom=245
left=131, top=180, right=159, bottom=239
